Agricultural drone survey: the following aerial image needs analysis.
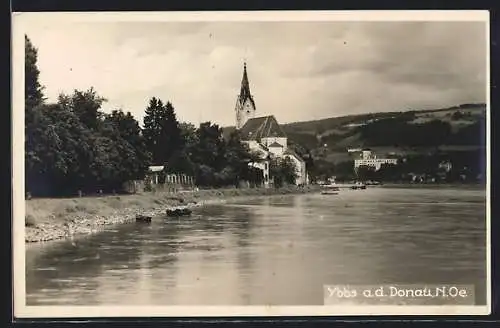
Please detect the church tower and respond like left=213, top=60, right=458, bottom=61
left=235, top=62, right=256, bottom=129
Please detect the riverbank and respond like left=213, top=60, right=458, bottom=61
left=377, top=182, right=486, bottom=189
left=25, top=185, right=320, bottom=243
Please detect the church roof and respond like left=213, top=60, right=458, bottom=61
left=149, top=165, right=164, bottom=172
left=240, top=115, right=287, bottom=141
left=268, top=141, right=283, bottom=148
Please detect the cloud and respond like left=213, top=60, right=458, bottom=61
left=21, top=19, right=487, bottom=127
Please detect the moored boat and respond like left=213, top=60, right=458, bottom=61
left=320, top=184, right=340, bottom=195
left=136, top=214, right=152, bottom=223
left=166, top=207, right=192, bottom=217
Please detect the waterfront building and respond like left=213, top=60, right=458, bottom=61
left=234, top=63, right=309, bottom=186
left=352, top=149, right=398, bottom=171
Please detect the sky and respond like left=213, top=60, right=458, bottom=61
left=20, top=17, right=487, bottom=127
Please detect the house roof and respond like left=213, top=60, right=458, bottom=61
left=239, top=115, right=287, bottom=141
left=284, top=149, right=305, bottom=163
left=149, top=166, right=164, bottom=172
left=258, top=143, right=269, bottom=152
left=268, top=141, right=283, bottom=148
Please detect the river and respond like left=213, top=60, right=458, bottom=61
left=25, top=187, right=487, bottom=306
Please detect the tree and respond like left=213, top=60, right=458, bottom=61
left=161, top=101, right=184, bottom=165
left=355, top=165, right=376, bottom=181
left=281, top=157, right=298, bottom=185
left=191, top=122, right=226, bottom=170
left=374, top=163, right=401, bottom=182
left=179, top=122, right=198, bottom=149
left=60, top=88, right=107, bottom=131
left=143, top=97, right=162, bottom=164
left=25, top=35, right=45, bottom=112
left=25, top=36, right=47, bottom=195
left=333, top=160, right=355, bottom=181
left=224, top=130, right=254, bottom=186
left=25, top=104, right=69, bottom=196
left=270, top=157, right=298, bottom=187
left=26, top=103, right=95, bottom=195
left=142, top=98, right=183, bottom=166
left=104, top=109, right=152, bottom=182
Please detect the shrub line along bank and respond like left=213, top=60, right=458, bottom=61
left=25, top=186, right=320, bottom=243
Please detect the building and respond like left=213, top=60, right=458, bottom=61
left=147, top=165, right=165, bottom=185
left=234, top=63, right=309, bottom=186
left=438, top=161, right=453, bottom=172
left=145, top=166, right=195, bottom=190
left=352, top=149, right=398, bottom=171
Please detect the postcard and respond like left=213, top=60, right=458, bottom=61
left=12, top=10, right=490, bottom=318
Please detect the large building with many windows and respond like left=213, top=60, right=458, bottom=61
left=351, top=149, right=398, bottom=171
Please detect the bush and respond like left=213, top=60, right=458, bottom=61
left=25, top=215, right=36, bottom=227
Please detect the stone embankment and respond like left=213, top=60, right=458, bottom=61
left=25, top=186, right=319, bottom=243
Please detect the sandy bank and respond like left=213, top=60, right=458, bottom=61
left=25, top=185, right=320, bottom=243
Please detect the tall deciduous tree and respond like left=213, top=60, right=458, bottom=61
left=25, top=35, right=45, bottom=112
left=191, top=122, right=226, bottom=171
left=270, top=157, right=297, bottom=187
left=59, top=88, right=107, bottom=131
left=25, top=35, right=47, bottom=195
left=104, top=109, right=152, bottom=181
left=224, top=130, right=256, bottom=186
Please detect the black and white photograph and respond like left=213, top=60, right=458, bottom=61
left=13, top=11, right=490, bottom=317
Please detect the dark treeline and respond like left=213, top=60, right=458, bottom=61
left=312, top=149, right=485, bottom=184
left=25, top=36, right=298, bottom=197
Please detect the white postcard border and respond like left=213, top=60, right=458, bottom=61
left=12, top=10, right=491, bottom=318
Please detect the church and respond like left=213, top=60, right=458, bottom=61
left=234, top=63, right=309, bottom=187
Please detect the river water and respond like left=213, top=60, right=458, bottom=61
left=25, top=187, right=487, bottom=306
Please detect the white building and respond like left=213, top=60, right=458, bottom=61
left=353, top=149, right=398, bottom=171
left=438, top=161, right=453, bottom=172
left=235, top=63, right=308, bottom=186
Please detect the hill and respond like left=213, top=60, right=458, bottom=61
left=224, top=103, right=485, bottom=156
left=222, top=103, right=486, bottom=173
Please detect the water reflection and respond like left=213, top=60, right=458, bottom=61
left=26, top=187, right=486, bottom=306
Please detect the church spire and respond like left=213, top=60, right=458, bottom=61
left=235, top=61, right=256, bottom=129
left=240, top=62, right=252, bottom=99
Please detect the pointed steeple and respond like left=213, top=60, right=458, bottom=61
left=235, top=61, right=256, bottom=129
left=239, top=62, right=252, bottom=99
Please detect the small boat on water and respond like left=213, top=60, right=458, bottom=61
left=320, top=184, right=340, bottom=195
left=136, top=214, right=152, bottom=223
left=166, top=207, right=192, bottom=217
left=350, top=183, right=367, bottom=190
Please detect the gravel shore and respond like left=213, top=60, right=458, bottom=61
left=25, top=186, right=319, bottom=243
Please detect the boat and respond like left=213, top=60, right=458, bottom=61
left=320, top=184, right=340, bottom=195
left=350, top=182, right=367, bottom=190
left=136, top=214, right=152, bottom=223
left=350, top=185, right=367, bottom=190
left=166, top=207, right=192, bottom=217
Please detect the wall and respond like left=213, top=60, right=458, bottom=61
left=236, top=99, right=256, bottom=129
left=284, top=154, right=307, bottom=185
left=145, top=173, right=196, bottom=192
left=268, top=145, right=284, bottom=157
left=354, top=158, right=398, bottom=171
left=249, top=161, right=270, bottom=187
left=361, top=150, right=373, bottom=160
